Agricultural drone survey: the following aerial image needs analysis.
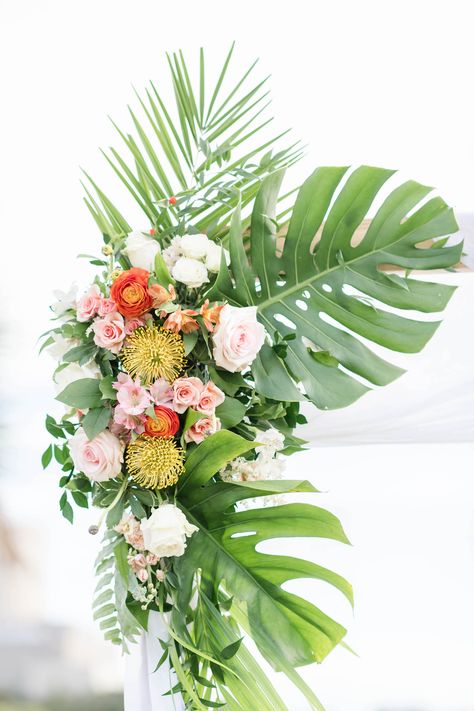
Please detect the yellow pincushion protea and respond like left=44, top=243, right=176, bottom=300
left=121, top=325, right=185, bottom=385
left=126, top=435, right=185, bottom=489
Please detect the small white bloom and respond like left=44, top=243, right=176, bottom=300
left=172, top=257, right=209, bottom=288
left=123, top=230, right=161, bottom=271
left=54, top=361, right=102, bottom=394
left=205, top=242, right=230, bottom=273
left=162, top=236, right=183, bottom=270
left=46, top=333, right=80, bottom=362
left=255, top=428, right=285, bottom=457
left=180, top=233, right=210, bottom=260
left=141, top=503, right=198, bottom=558
left=51, top=284, right=78, bottom=319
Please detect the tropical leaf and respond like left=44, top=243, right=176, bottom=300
left=208, top=166, right=462, bottom=409
left=173, top=436, right=352, bottom=700
left=83, top=45, right=302, bottom=242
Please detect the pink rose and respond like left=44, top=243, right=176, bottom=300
left=113, top=375, right=150, bottom=415
left=149, top=378, right=174, bottom=406
left=124, top=316, right=146, bottom=335
left=196, top=381, right=225, bottom=414
left=68, top=427, right=124, bottom=482
left=212, top=305, right=265, bottom=372
left=172, top=377, right=204, bottom=414
left=185, top=415, right=221, bottom=444
left=76, top=284, right=102, bottom=322
left=92, top=311, right=126, bottom=353
left=98, top=297, right=118, bottom=316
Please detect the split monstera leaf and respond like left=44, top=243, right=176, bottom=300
left=208, top=165, right=461, bottom=408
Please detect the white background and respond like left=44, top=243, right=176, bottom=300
left=1, top=1, right=473, bottom=709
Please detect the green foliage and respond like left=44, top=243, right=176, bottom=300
left=208, top=167, right=461, bottom=409
left=82, top=44, right=301, bottom=244
left=56, top=378, right=103, bottom=410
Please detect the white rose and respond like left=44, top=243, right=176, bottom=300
left=205, top=242, right=230, bottom=273
left=180, top=233, right=210, bottom=260
left=123, top=230, right=161, bottom=271
left=172, top=257, right=209, bottom=288
left=54, top=361, right=102, bottom=394
left=141, top=503, right=198, bottom=558
left=212, top=304, right=266, bottom=372
left=68, top=427, right=124, bottom=482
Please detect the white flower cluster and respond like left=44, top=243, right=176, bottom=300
left=220, top=428, right=286, bottom=507
left=163, top=233, right=230, bottom=288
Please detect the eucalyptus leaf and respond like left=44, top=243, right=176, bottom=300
left=56, top=378, right=103, bottom=410
left=82, top=407, right=111, bottom=440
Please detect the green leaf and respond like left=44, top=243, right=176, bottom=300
left=209, top=166, right=461, bottom=410
left=107, top=498, right=125, bottom=528
left=183, top=330, right=198, bottom=355
left=154, top=250, right=174, bottom=286
left=61, top=500, right=74, bottom=524
left=56, top=378, right=103, bottom=410
left=99, top=375, right=117, bottom=400
left=114, top=539, right=130, bottom=583
left=82, top=407, right=111, bottom=440
left=71, top=491, right=89, bottom=508
left=63, top=343, right=98, bottom=365
left=41, top=444, right=53, bottom=469
left=178, top=430, right=256, bottom=493
left=215, top=397, right=247, bottom=429
left=182, top=407, right=207, bottom=435
left=174, top=478, right=352, bottom=684
left=208, top=367, right=248, bottom=397
left=221, top=637, right=243, bottom=659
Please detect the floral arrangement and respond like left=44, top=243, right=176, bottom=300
left=41, top=46, right=461, bottom=709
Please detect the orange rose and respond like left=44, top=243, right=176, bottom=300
left=110, top=268, right=153, bottom=318
left=144, top=405, right=180, bottom=438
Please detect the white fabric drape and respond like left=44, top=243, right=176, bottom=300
left=124, top=612, right=184, bottom=711
left=124, top=270, right=473, bottom=710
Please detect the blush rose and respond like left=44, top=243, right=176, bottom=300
left=212, top=304, right=265, bottom=372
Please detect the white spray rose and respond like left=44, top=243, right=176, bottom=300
left=180, top=233, right=210, bottom=260
left=123, top=230, right=161, bottom=271
left=172, top=257, right=209, bottom=288
left=205, top=242, right=230, bottom=273
left=141, top=503, right=198, bottom=558
left=54, top=361, right=102, bottom=394
left=69, top=427, right=124, bottom=482
left=212, top=304, right=265, bottom=372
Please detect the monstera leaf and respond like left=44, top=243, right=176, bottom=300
left=208, top=166, right=461, bottom=408
left=173, top=431, right=352, bottom=705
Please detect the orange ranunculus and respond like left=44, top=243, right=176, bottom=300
left=110, top=268, right=153, bottom=318
left=200, top=299, right=224, bottom=332
left=144, top=405, right=180, bottom=438
left=163, top=306, right=199, bottom=334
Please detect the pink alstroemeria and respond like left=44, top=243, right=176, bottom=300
left=113, top=405, right=146, bottom=434
left=149, top=378, right=174, bottom=407
left=113, top=373, right=151, bottom=416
